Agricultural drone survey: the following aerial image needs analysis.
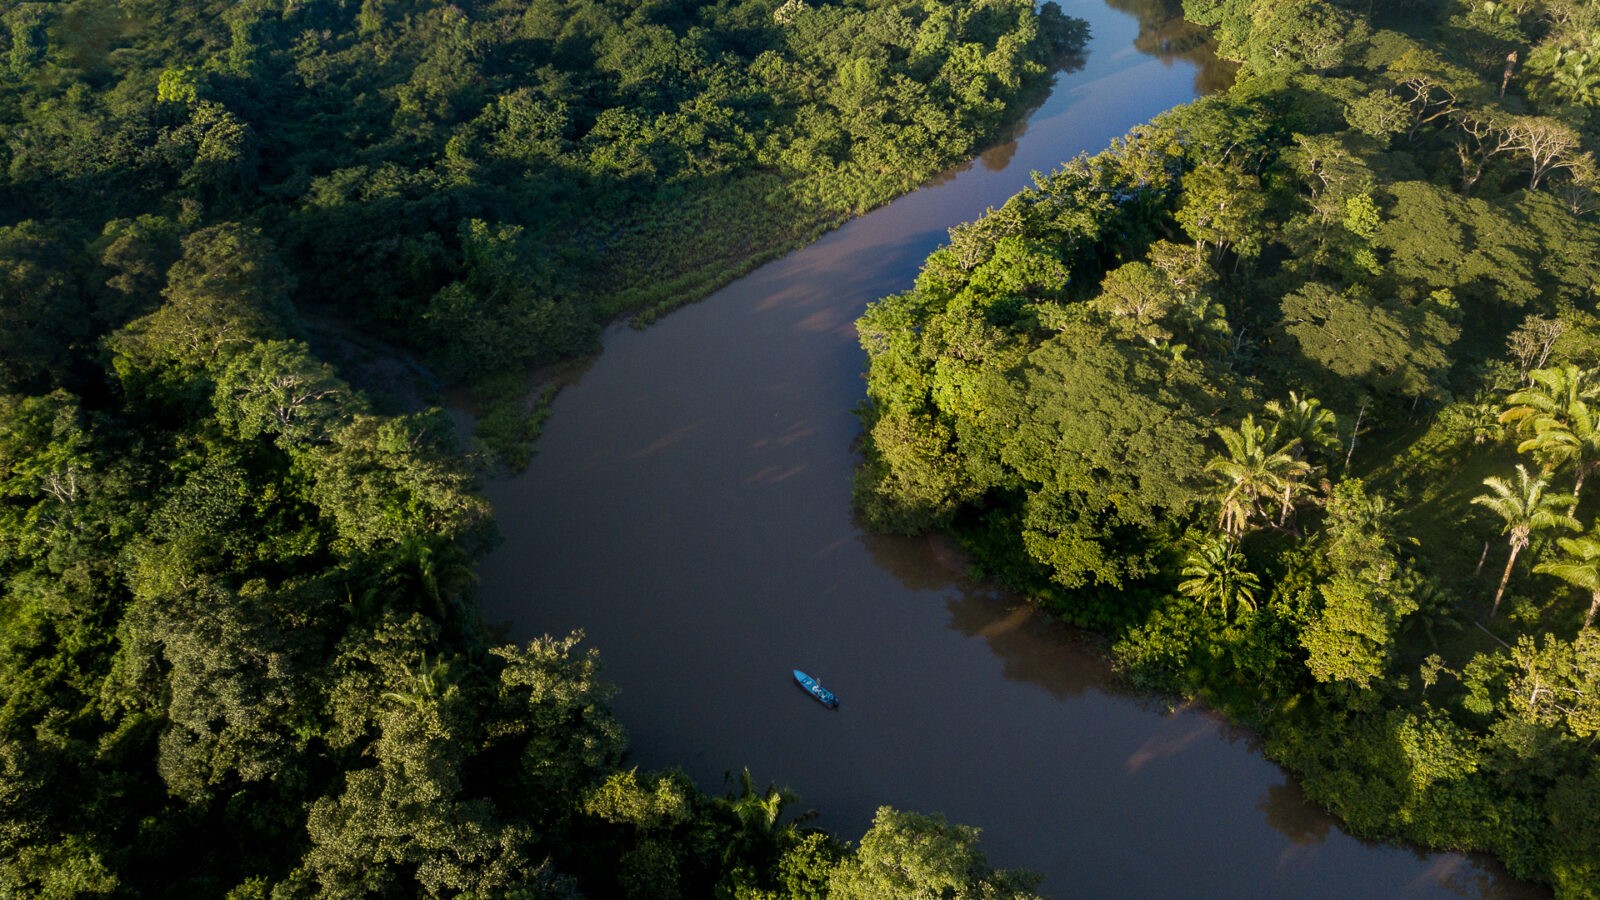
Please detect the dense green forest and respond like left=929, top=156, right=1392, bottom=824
left=0, top=0, right=1084, bottom=451
left=0, top=0, right=1082, bottom=895
left=856, top=0, right=1600, bottom=894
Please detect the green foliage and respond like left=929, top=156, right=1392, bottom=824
left=1279, top=281, right=1458, bottom=406
left=0, top=0, right=1092, bottom=893
left=1205, top=412, right=1312, bottom=539
left=857, top=0, right=1600, bottom=891
left=1177, top=535, right=1260, bottom=618
left=0, top=221, right=91, bottom=394
left=423, top=219, right=596, bottom=382
left=0, top=0, right=1084, bottom=395
left=827, top=807, right=1042, bottom=900
left=1298, top=481, right=1420, bottom=690
left=1473, top=464, right=1581, bottom=617
left=1535, top=532, right=1600, bottom=628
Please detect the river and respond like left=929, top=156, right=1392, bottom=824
left=474, top=1, right=1541, bottom=896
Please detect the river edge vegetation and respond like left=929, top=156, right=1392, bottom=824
left=0, top=0, right=1088, bottom=896
left=856, top=0, right=1600, bottom=894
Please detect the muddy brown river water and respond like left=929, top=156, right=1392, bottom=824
left=475, top=2, right=1544, bottom=895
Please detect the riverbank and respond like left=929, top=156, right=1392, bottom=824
left=472, top=1, right=1538, bottom=893
left=854, top=0, right=1598, bottom=893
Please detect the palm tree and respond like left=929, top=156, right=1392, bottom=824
left=1535, top=532, right=1600, bottom=628
left=380, top=534, right=478, bottom=621
left=1207, top=415, right=1312, bottom=539
left=381, top=653, right=451, bottom=708
left=1264, top=392, right=1337, bottom=522
left=1518, top=402, right=1600, bottom=499
left=1177, top=537, right=1261, bottom=619
left=720, top=769, right=811, bottom=867
left=1472, top=465, right=1581, bottom=617
left=1501, top=363, right=1595, bottom=420
left=1500, top=364, right=1594, bottom=429
left=1265, top=392, right=1338, bottom=457
left=1498, top=364, right=1600, bottom=498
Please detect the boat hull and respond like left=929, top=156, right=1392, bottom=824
left=792, top=669, right=838, bottom=708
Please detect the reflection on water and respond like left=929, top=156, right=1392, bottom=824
left=859, top=528, right=967, bottom=593
left=1126, top=716, right=1219, bottom=773
left=862, top=528, right=1115, bottom=700
left=1106, top=0, right=1238, bottom=94
left=945, top=593, right=1110, bottom=701
left=630, top=420, right=707, bottom=458
left=979, top=121, right=1026, bottom=172
left=1258, top=779, right=1334, bottom=846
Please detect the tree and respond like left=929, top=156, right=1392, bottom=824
left=490, top=633, right=626, bottom=829
left=1525, top=33, right=1600, bottom=108
left=1450, top=107, right=1516, bottom=195
left=1175, top=163, right=1267, bottom=263
left=0, top=391, right=93, bottom=531
left=580, top=768, right=696, bottom=900
left=1241, top=0, right=1368, bottom=75
left=5, top=4, right=48, bottom=77
left=1384, top=44, right=1475, bottom=141
left=1535, top=532, right=1600, bottom=628
left=1299, top=481, right=1421, bottom=689
left=1176, top=536, right=1260, bottom=618
left=827, top=807, right=1041, bottom=900
left=212, top=340, right=353, bottom=449
left=1344, top=90, right=1410, bottom=142
left=1206, top=415, right=1310, bottom=539
left=1279, top=282, right=1457, bottom=407
left=1263, top=391, right=1336, bottom=519
left=421, top=220, right=594, bottom=380
left=301, top=411, right=490, bottom=555
left=1501, top=115, right=1582, bottom=190
left=1499, top=364, right=1600, bottom=497
left=1472, top=465, right=1580, bottom=617
left=1505, top=630, right=1600, bottom=740
left=1265, top=392, right=1337, bottom=456
left=293, top=676, right=541, bottom=897
left=93, top=215, right=182, bottom=326
left=107, top=224, right=294, bottom=380
left=110, top=580, right=309, bottom=804
left=1504, top=315, right=1565, bottom=384
left=1551, top=152, right=1600, bottom=216
left=719, top=769, right=810, bottom=870
left=1518, top=403, right=1600, bottom=499
left=1500, top=364, right=1596, bottom=431
left=1091, top=261, right=1179, bottom=343
left=0, top=221, right=90, bottom=393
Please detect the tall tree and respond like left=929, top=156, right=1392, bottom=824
left=1264, top=392, right=1336, bottom=520
left=1498, top=364, right=1600, bottom=497
left=1175, top=163, right=1267, bottom=264
left=1206, top=415, right=1310, bottom=539
left=1499, top=364, right=1597, bottom=434
left=1518, top=403, right=1600, bottom=499
left=1472, top=465, right=1581, bottom=617
left=720, top=768, right=810, bottom=870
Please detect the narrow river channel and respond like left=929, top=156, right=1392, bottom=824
left=475, top=1, right=1542, bottom=895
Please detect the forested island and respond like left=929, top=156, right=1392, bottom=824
left=0, top=0, right=1084, bottom=895
left=856, top=0, right=1600, bottom=894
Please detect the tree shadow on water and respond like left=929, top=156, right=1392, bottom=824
left=859, top=527, right=1112, bottom=701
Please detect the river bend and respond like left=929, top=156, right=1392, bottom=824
left=476, top=2, right=1538, bottom=895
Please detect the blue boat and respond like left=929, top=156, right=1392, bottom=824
left=793, top=669, right=838, bottom=708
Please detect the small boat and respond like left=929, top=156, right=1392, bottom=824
left=793, top=669, right=838, bottom=708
